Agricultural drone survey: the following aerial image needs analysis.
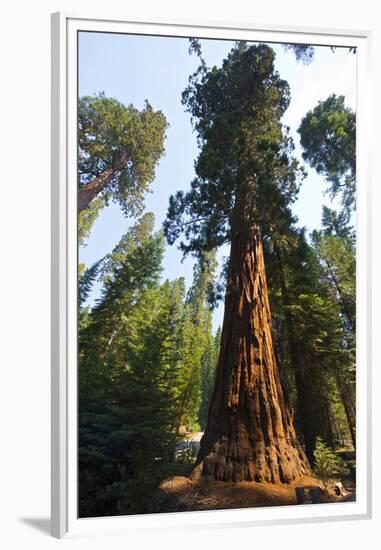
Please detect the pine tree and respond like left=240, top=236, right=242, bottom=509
left=265, top=225, right=355, bottom=460
left=176, top=252, right=218, bottom=431
left=311, top=213, right=356, bottom=448
left=78, top=258, right=103, bottom=306
left=298, top=93, right=356, bottom=451
left=198, top=317, right=218, bottom=430
left=78, top=214, right=182, bottom=516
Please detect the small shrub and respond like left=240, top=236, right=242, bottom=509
left=313, top=437, right=348, bottom=487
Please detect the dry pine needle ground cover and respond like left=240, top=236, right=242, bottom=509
left=159, top=473, right=355, bottom=513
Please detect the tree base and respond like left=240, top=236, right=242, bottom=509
left=194, top=228, right=311, bottom=485
left=194, top=433, right=310, bottom=483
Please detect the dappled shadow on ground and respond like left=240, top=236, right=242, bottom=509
left=158, top=470, right=356, bottom=513
left=159, top=474, right=322, bottom=513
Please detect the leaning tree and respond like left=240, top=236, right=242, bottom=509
left=78, top=94, right=167, bottom=244
left=164, top=43, right=310, bottom=483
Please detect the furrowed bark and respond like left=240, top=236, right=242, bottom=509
left=194, top=226, right=310, bottom=483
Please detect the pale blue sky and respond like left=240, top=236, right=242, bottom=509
left=78, top=32, right=356, bottom=331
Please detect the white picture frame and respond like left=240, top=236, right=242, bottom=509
left=51, top=11, right=372, bottom=539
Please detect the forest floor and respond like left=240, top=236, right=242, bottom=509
left=160, top=434, right=356, bottom=512
left=159, top=467, right=355, bottom=513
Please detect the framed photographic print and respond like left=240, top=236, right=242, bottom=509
left=51, top=12, right=372, bottom=538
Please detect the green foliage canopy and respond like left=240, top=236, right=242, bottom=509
left=78, top=214, right=219, bottom=516
left=298, top=94, right=356, bottom=214
left=164, top=44, right=304, bottom=257
left=78, top=94, right=167, bottom=243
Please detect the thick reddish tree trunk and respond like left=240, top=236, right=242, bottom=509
left=78, top=153, right=128, bottom=212
left=194, top=226, right=310, bottom=482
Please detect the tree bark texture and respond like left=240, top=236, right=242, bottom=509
left=194, top=227, right=310, bottom=482
left=78, top=153, right=128, bottom=213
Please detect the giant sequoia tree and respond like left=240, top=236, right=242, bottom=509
left=78, top=94, right=167, bottom=244
left=164, top=44, right=310, bottom=482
